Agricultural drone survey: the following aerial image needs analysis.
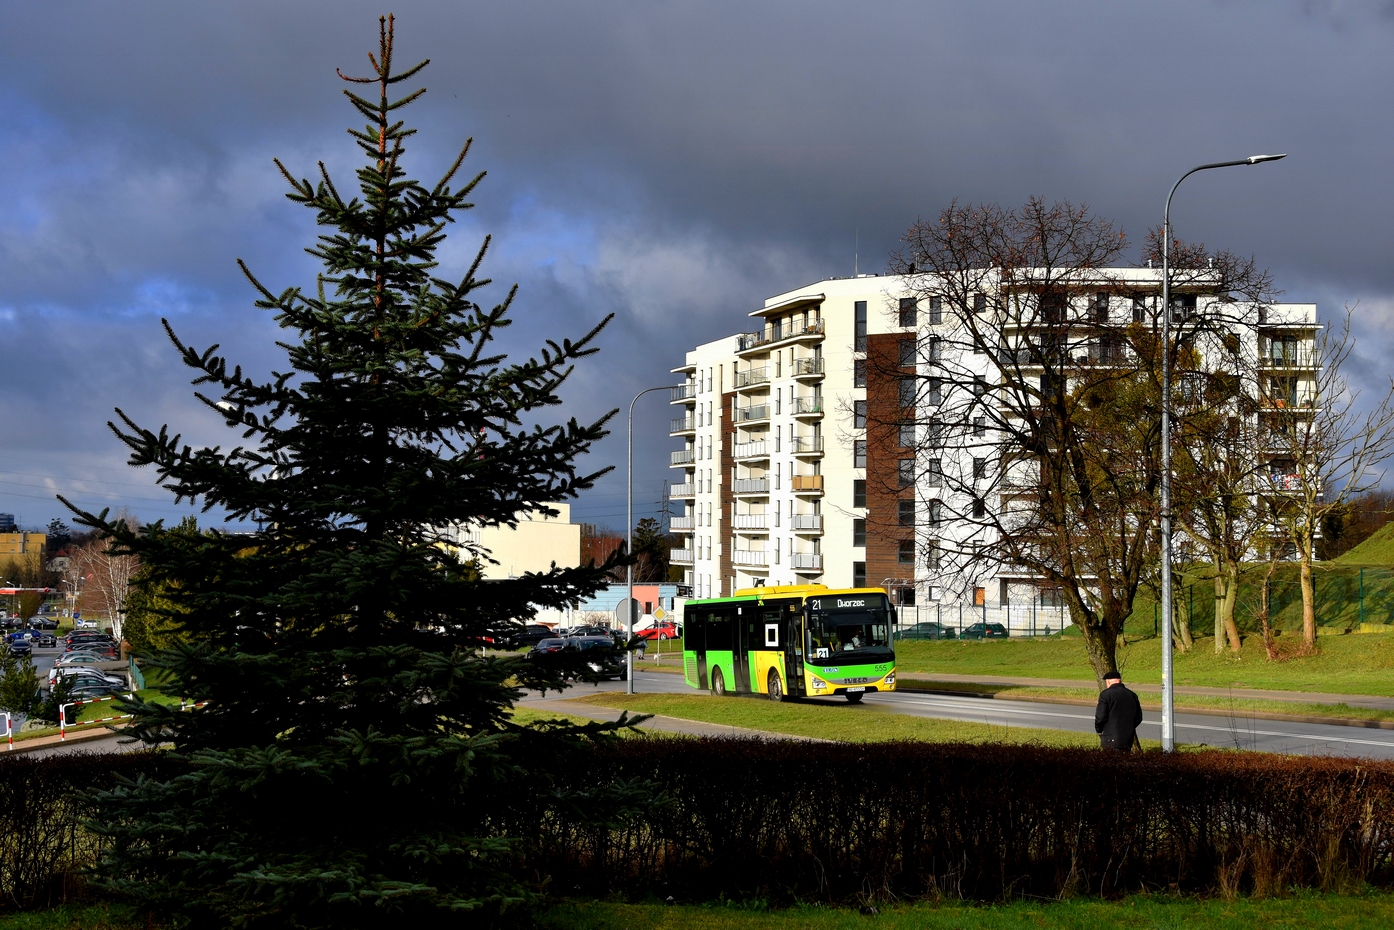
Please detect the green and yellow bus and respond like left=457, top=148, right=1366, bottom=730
left=681, top=584, right=896, bottom=703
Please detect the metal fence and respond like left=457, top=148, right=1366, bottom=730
left=894, top=601, right=1072, bottom=639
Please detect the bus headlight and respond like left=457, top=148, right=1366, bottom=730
left=883, top=674, right=895, bottom=686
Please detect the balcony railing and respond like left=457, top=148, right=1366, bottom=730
left=733, top=478, right=770, bottom=495
left=733, top=440, right=769, bottom=459
left=732, top=549, right=768, bottom=567
left=670, top=416, right=695, bottom=434
left=792, top=357, right=825, bottom=377
left=733, top=513, right=768, bottom=531
left=790, top=435, right=824, bottom=455
left=670, top=382, right=697, bottom=402
left=670, top=548, right=695, bottom=565
left=792, top=514, right=823, bottom=532
left=736, top=405, right=770, bottom=423
left=1260, top=350, right=1318, bottom=369
left=670, top=483, right=697, bottom=497
left=669, top=515, right=694, bottom=531
left=735, top=367, right=770, bottom=388
left=1269, top=473, right=1303, bottom=491
left=791, top=475, right=824, bottom=493
left=792, top=396, right=824, bottom=416
left=736, top=317, right=826, bottom=352
left=791, top=552, right=823, bottom=571
left=670, top=449, right=695, bottom=466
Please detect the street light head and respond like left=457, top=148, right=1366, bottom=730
left=1247, top=154, right=1287, bottom=165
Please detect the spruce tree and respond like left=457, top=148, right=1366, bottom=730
left=66, top=16, right=627, bottom=928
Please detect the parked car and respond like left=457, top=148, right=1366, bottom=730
left=64, top=637, right=116, bottom=654
left=900, top=622, right=957, bottom=641
left=6, top=640, right=32, bottom=658
left=34, top=632, right=56, bottom=648
left=525, top=638, right=570, bottom=659
left=572, top=635, right=626, bottom=680
left=55, top=652, right=117, bottom=671
left=569, top=625, right=614, bottom=638
left=502, top=623, right=556, bottom=650
left=960, top=622, right=1009, bottom=640
left=635, top=621, right=679, bottom=642
left=30, top=617, right=58, bottom=630
left=50, top=666, right=126, bottom=687
left=64, top=679, right=127, bottom=700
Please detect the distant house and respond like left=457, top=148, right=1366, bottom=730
left=0, top=532, right=46, bottom=557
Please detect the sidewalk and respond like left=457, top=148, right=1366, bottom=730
left=517, top=694, right=828, bottom=741
left=897, top=671, right=1394, bottom=711
left=4, top=726, right=124, bottom=757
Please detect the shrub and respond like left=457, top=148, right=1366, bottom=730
left=499, top=739, right=1394, bottom=903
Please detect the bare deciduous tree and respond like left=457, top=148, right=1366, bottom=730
left=70, top=512, right=141, bottom=639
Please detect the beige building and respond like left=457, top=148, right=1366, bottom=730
left=447, top=504, right=581, bottom=580
left=0, top=532, right=46, bottom=558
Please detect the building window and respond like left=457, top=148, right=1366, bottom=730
left=901, top=458, right=917, bottom=488
left=929, top=296, right=943, bottom=324
left=899, top=378, right=916, bottom=408
left=973, top=375, right=988, bottom=397
left=974, top=586, right=986, bottom=606
left=926, top=541, right=941, bottom=570
left=899, top=422, right=916, bottom=449
left=853, top=561, right=867, bottom=588
left=972, top=497, right=986, bottom=518
left=927, top=377, right=943, bottom=406
left=855, top=300, right=868, bottom=352
left=926, top=336, right=942, bottom=362
left=898, top=587, right=916, bottom=607
left=925, top=458, right=941, bottom=487
left=973, top=457, right=987, bottom=479
left=973, top=416, right=985, bottom=437
left=1132, top=296, right=1146, bottom=323
left=853, top=519, right=866, bottom=547
left=1092, top=292, right=1109, bottom=323
left=854, top=358, right=867, bottom=388
left=973, top=293, right=987, bottom=314
left=924, top=418, right=942, bottom=449
left=899, top=297, right=917, bottom=328
left=854, top=400, right=867, bottom=429
left=901, top=499, right=918, bottom=526
left=898, top=540, right=915, bottom=564
left=854, top=440, right=867, bottom=468
left=853, top=479, right=866, bottom=508
left=899, top=339, right=916, bottom=368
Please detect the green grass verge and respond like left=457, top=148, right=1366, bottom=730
left=893, top=631, right=1394, bottom=696
left=537, top=892, right=1394, bottom=930
left=896, top=679, right=1394, bottom=723
left=569, top=691, right=1109, bottom=748
left=0, top=903, right=141, bottom=929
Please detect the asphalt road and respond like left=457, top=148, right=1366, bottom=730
left=599, top=669, right=1394, bottom=760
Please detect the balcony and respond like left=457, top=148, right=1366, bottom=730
left=670, top=416, right=695, bottom=434
left=669, top=515, right=695, bottom=531
left=670, top=382, right=698, bottom=403
left=733, top=513, right=768, bottom=531
left=732, top=549, right=768, bottom=567
left=670, top=483, right=697, bottom=498
left=792, top=514, right=823, bottom=532
left=791, top=552, right=823, bottom=572
left=1260, top=349, right=1318, bottom=370
left=792, top=396, right=824, bottom=417
left=736, top=317, right=826, bottom=353
left=790, top=435, right=824, bottom=455
left=735, top=366, right=770, bottom=389
left=733, top=478, right=770, bottom=495
left=670, top=449, right=695, bottom=466
left=733, top=440, right=769, bottom=460
left=791, top=475, right=824, bottom=494
left=670, top=548, right=695, bottom=565
left=792, top=357, right=824, bottom=379
left=736, top=404, right=770, bottom=424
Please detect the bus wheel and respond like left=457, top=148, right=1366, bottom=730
left=844, top=692, right=864, bottom=704
left=710, top=668, right=726, bottom=697
left=767, top=670, right=785, bottom=703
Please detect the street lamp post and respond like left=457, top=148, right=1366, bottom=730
left=627, top=384, right=682, bottom=695
left=1159, top=153, right=1286, bottom=752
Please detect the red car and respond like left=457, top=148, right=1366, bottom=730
left=636, top=621, right=679, bottom=642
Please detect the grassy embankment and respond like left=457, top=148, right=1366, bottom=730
left=10, top=892, right=1394, bottom=930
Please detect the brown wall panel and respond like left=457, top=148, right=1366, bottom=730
left=720, top=390, right=735, bottom=595
left=865, top=333, right=914, bottom=591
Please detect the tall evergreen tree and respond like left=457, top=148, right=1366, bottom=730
left=65, top=16, right=628, bottom=928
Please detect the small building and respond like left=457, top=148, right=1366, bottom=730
left=0, top=532, right=46, bottom=557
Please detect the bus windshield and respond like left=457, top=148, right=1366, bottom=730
left=806, top=594, right=893, bottom=662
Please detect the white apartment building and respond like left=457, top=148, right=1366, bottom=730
left=669, top=272, right=1319, bottom=626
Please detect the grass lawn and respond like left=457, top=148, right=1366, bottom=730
left=570, top=691, right=1108, bottom=748
left=893, top=630, right=1394, bottom=695
left=538, top=892, right=1394, bottom=930
left=896, top=679, right=1394, bottom=723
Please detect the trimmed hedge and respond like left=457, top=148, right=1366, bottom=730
left=0, top=751, right=174, bottom=910
left=500, top=739, right=1394, bottom=903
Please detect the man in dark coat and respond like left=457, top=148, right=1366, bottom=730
left=1094, top=669, right=1143, bottom=751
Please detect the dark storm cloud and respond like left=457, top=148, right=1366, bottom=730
left=2, top=1, right=1393, bottom=527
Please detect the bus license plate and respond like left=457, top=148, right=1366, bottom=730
left=846, top=686, right=866, bottom=693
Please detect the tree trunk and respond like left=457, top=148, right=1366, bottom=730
left=1300, top=552, right=1318, bottom=650
left=1075, top=609, right=1120, bottom=688
left=1173, top=604, right=1193, bottom=653
left=1216, top=559, right=1242, bottom=652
